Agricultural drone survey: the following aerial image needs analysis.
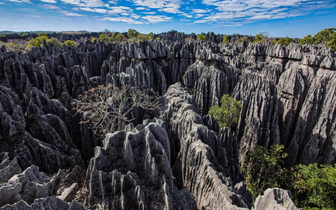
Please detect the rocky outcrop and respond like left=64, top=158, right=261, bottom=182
left=85, top=118, right=196, bottom=209
left=0, top=198, right=86, bottom=210
left=164, top=83, right=251, bottom=209
left=253, top=188, right=300, bottom=210
left=1, top=32, right=336, bottom=209
left=183, top=60, right=238, bottom=115
left=285, top=69, right=336, bottom=166
left=233, top=68, right=280, bottom=162
left=0, top=159, right=84, bottom=208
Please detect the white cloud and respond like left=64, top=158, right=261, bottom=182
left=135, top=7, right=146, bottom=10
left=142, top=15, right=172, bottom=23
left=40, top=0, right=56, bottom=3
left=143, top=11, right=156, bottom=14
left=79, top=7, right=95, bottom=12
left=107, top=6, right=133, bottom=14
left=42, top=4, right=59, bottom=9
left=95, top=8, right=107, bottom=13
left=181, top=12, right=193, bottom=18
left=61, top=11, right=84, bottom=16
left=60, top=0, right=80, bottom=5
left=160, top=2, right=180, bottom=13
left=195, top=0, right=333, bottom=24
left=192, top=9, right=209, bottom=13
left=103, top=16, right=143, bottom=24
left=132, top=0, right=181, bottom=13
left=60, top=0, right=104, bottom=7
left=7, top=0, right=30, bottom=3
left=195, top=14, right=204, bottom=18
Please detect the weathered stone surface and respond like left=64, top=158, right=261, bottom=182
left=183, top=60, right=237, bottom=115
left=253, top=188, right=300, bottom=210
left=1, top=34, right=336, bottom=209
left=286, top=70, right=336, bottom=166
left=233, top=68, right=280, bottom=162
left=0, top=197, right=87, bottom=210
left=0, top=155, right=22, bottom=183
left=86, top=119, right=183, bottom=209
left=164, top=83, right=251, bottom=209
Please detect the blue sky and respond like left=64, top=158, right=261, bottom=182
left=0, top=0, right=335, bottom=38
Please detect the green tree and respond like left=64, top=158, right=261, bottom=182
left=253, top=32, right=268, bottom=43
left=28, top=33, right=49, bottom=47
left=208, top=94, right=242, bottom=131
left=98, top=33, right=109, bottom=42
left=277, top=37, right=295, bottom=46
left=290, top=163, right=336, bottom=209
left=222, top=35, right=229, bottom=44
left=313, top=28, right=336, bottom=44
left=238, top=36, right=250, bottom=43
left=114, top=33, right=124, bottom=42
left=127, top=28, right=140, bottom=38
left=197, top=33, right=207, bottom=41
left=137, top=34, right=149, bottom=41
left=242, top=144, right=288, bottom=200
left=254, top=33, right=263, bottom=43
left=327, top=39, right=336, bottom=51
left=64, top=40, right=76, bottom=47
left=300, top=34, right=315, bottom=45
left=46, top=38, right=62, bottom=49
left=91, top=37, right=98, bottom=43
left=148, top=32, right=154, bottom=40
left=300, top=28, right=336, bottom=47
left=109, top=33, right=116, bottom=42
left=38, top=33, right=47, bottom=37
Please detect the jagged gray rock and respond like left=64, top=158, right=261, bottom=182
left=0, top=198, right=86, bottom=210
left=86, top=119, right=195, bottom=209
left=182, top=60, right=237, bottom=115
left=253, top=188, right=300, bottom=210
left=1, top=35, right=336, bottom=209
left=233, top=68, right=280, bottom=162
left=286, top=69, right=336, bottom=166
left=164, top=83, right=251, bottom=209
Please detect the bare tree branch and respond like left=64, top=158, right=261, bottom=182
left=72, top=84, right=160, bottom=139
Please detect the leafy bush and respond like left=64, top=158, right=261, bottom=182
left=277, top=37, right=295, bottom=46
left=208, top=94, right=242, bottom=131
left=327, top=39, right=336, bottom=51
left=72, top=84, right=160, bottom=139
left=47, top=38, right=62, bottom=49
left=242, top=144, right=288, bottom=200
left=242, top=144, right=336, bottom=208
left=238, top=36, right=250, bottom=43
left=290, top=163, right=336, bottom=209
left=300, top=28, right=336, bottom=51
left=91, top=38, right=98, bottom=43
left=98, top=33, right=109, bottom=42
left=137, top=34, right=149, bottom=41
left=222, top=35, right=229, bottom=44
left=253, top=33, right=269, bottom=43
left=127, top=28, right=140, bottom=38
left=28, top=33, right=49, bottom=47
left=114, top=33, right=124, bottom=42
left=197, top=33, right=207, bottom=41
left=148, top=32, right=154, bottom=40
left=64, top=40, right=76, bottom=47
left=300, top=34, right=315, bottom=45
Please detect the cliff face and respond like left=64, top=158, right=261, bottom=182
left=0, top=35, right=335, bottom=209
